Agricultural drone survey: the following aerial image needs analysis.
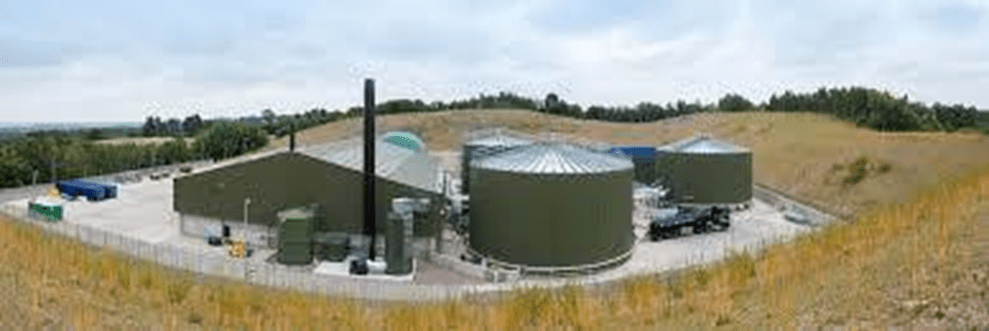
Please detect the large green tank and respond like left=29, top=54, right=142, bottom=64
left=469, top=142, right=634, bottom=268
left=660, top=136, right=752, bottom=205
left=460, top=132, right=532, bottom=194
left=277, top=206, right=316, bottom=265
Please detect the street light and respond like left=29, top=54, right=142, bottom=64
left=244, top=198, right=251, bottom=240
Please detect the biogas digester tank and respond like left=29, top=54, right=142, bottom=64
left=460, top=133, right=532, bottom=194
left=469, top=143, right=634, bottom=267
left=660, top=136, right=752, bottom=205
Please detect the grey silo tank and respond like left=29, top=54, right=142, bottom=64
left=468, top=143, right=635, bottom=268
left=662, top=137, right=752, bottom=205
left=460, top=133, right=532, bottom=194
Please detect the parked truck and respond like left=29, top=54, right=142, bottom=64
left=649, top=205, right=731, bottom=240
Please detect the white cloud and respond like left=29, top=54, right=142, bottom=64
left=1, top=0, right=988, bottom=122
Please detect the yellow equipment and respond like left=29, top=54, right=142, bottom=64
left=228, top=240, right=246, bottom=258
left=47, top=187, right=60, bottom=198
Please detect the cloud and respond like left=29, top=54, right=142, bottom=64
left=1, top=0, right=988, bottom=122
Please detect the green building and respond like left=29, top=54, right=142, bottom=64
left=173, top=133, right=444, bottom=245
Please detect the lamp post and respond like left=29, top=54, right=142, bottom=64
left=244, top=198, right=251, bottom=240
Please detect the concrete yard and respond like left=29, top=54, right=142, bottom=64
left=1, top=163, right=817, bottom=292
left=4, top=178, right=276, bottom=264
left=594, top=198, right=810, bottom=280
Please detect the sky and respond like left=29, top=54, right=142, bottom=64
left=1, top=0, right=988, bottom=122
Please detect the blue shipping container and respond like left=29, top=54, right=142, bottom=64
left=609, top=146, right=656, bottom=160
left=56, top=179, right=115, bottom=201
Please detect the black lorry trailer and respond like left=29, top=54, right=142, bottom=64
left=648, top=205, right=731, bottom=240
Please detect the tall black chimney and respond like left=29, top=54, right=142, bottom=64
left=363, top=78, right=377, bottom=261
left=289, top=123, right=296, bottom=152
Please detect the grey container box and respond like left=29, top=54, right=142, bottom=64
left=469, top=143, right=635, bottom=267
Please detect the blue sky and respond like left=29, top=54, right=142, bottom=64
left=1, top=0, right=987, bottom=122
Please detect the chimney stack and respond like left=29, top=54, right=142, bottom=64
left=289, top=125, right=296, bottom=152
left=363, top=78, right=377, bottom=261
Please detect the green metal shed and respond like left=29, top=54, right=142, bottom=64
left=469, top=142, right=635, bottom=268
left=172, top=133, right=443, bottom=237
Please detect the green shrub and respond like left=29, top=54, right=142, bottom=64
left=843, top=156, right=870, bottom=185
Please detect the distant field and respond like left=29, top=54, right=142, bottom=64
left=267, top=109, right=989, bottom=217
left=94, top=137, right=191, bottom=146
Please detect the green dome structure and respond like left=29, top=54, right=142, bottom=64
left=381, top=131, right=427, bottom=153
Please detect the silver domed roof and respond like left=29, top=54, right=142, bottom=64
left=474, top=142, right=633, bottom=174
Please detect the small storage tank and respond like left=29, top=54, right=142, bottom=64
left=461, top=132, right=532, bottom=194
left=277, top=206, right=316, bottom=265
left=660, top=136, right=752, bottom=205
left=386, top=198, right=415, bottom=275
left=469, top=142, right=634, bottom=268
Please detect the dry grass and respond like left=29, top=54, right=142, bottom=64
left=271, top=110, right=989, bottom=217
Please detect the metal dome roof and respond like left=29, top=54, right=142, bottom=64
left=465, top=133, right=532, bottom=147
left=474, top=142, right=633, bottom=174
left=660, top=135, right=748, bottom=153
left=382, top=131, right=427, bottom=152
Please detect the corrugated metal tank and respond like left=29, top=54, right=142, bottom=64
left=277, top=206, right=315, bottom=265
left=661, top=137, right=752, bottom=205
left=460, top=133, right=532, bottom=194
left=469, top=143, right=635, bottom=267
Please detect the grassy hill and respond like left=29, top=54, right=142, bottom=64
left=267, top=109, right=989, bottom=217
left=3, top=110, right=989, bottom=329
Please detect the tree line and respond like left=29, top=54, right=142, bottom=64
left=0, top=122, right=267, bottom=188
left=3, top=85, right=984, bottom=189
left=325, top=86, right=983, bottom=133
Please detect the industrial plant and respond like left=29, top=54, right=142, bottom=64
left=5, top=79, right=812, bottom=297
